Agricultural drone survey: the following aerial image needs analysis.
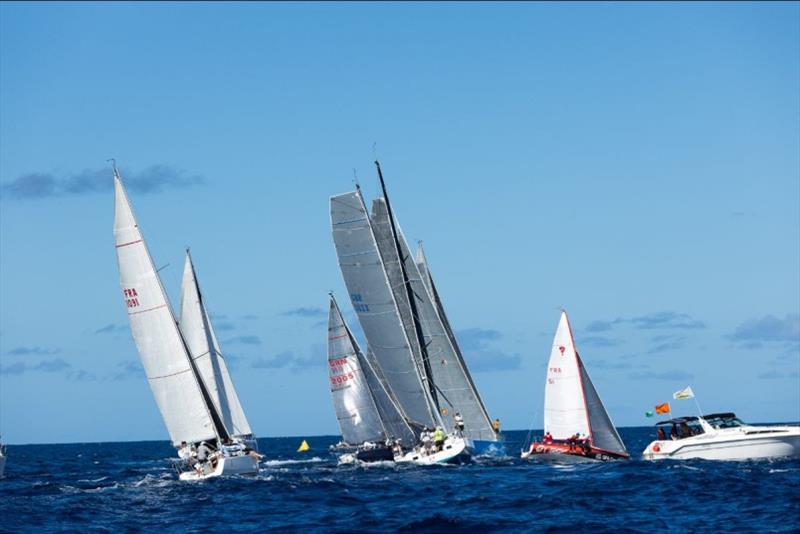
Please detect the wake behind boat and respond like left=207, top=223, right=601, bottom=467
left=113, top=163, right=259, bottom=480
left=642, top=412, right=800, bottom=461
left=522, top=311, right=629, bottom=462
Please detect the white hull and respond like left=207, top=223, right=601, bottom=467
left=395, top=436, right=473, bottom=465
left=643, top=426, right=800, bottom=461
left=179, top=453, right=260, bottom=481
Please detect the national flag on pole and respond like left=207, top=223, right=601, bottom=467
left=655, top=402, right=671, bottom=414
left=645, top=411, right=655, bottom=417
left=673, top=386, right=695, bottom=400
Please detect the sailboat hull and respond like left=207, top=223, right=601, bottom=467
left=521, top=442, right=628, bottom=462
left=472, top=438, right=505, bottom=456
left=178, top=453, right=260, bottom=481
left=395, top=436, right=473, bottom=465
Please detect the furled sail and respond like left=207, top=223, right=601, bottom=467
left=113, top=170, right=225, bottom=446
left=414, top=243, right=496, bottom=441
left=179, top=251, right=253, bottom=439
left=543, top=311, right=627, bottom=455
left=330, top=190, right=436, bottom=430
left=371, top=199, right=495, bottom=439
left=328, top=295, right=389, bottom=445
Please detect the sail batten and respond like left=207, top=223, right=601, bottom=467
left=114, top=173, right=222, bottom=446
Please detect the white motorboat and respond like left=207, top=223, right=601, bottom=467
left=642, top=412, right=800, bottom=461
left=394, top=434, right=473, bottom=465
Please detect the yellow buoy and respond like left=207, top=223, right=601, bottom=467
left=297, top=439, right=310, bottom=452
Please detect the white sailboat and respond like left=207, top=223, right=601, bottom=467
left=329, top=160, right=472, bottom=465
left=113, top=164, right=259, bottom=480
left=522, top=311, right=629, bottom=462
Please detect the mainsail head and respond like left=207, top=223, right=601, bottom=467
left=113, top=170, right=223, bottom=446
left=179, top=251, right=253, bottom=439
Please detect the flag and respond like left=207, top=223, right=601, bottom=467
left=673, top=386, right=695, bottom=400
left=645, top=411, right=655, bottom=417
left=655, top=402, right=671, bottom=414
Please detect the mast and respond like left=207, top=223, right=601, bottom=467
left=374, top=160, right=443, bottom=427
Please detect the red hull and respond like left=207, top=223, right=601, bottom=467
left=525, top=442, right=628, bottom=461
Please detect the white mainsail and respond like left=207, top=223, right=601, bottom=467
left=543, top=311, right=627, bottom=456
left=179, top=251, right=253, bottom=439
left=113, top=170, right=223, bottom=446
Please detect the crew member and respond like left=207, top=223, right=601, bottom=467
left=454, top=412, right=465, bottom=435
left=492, top=418, right=501, bottom=433
left=543, top=432, right=553, bottom=445
left=433, top=426, right=445, bottom=452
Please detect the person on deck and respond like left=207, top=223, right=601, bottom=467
left=454, top=412, right=465, bottom=435
left=433, top=427, right=445, bottom=452
left=568, top=433, right=580, bottom=451
left=492, top=418, right=501, bottom=433
left=421, top=429, right=433, bottom=454
left=543, top=432, right=553, bottom=445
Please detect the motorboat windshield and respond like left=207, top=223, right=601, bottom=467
left=655, top=417, right=705, bottom=440
left=702, top=413, right=746, bottom=429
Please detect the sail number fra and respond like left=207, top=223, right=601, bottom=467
left=123, top=288, right=140, bottom=308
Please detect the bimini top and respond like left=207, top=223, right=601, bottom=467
left=655, top=413, right=739, bottom=426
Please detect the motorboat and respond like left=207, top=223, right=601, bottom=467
left=642, top=412, right=800, bottom=461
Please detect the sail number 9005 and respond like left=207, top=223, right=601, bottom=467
left=330, top=372, right=355, bottom=386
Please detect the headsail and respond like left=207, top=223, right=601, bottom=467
left=179, top=251, right=253, bottom=439
left=328, top=295, right=389, bottom=445
left=543, top=311, right=627, bottom=455
left=330, top=190, right=436, bottom=430
left=414, top=242, right=496, bottom=441
left=113, top=169, right=228, bottom=446
left=372, top=199, right=495, bottom=439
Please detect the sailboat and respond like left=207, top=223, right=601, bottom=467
left=329, top=160, right=472, bottom=465
left=0, top=438, right=6, bottom=477
left=327, top=294, right=416, bottom=463
left=522, top=311, right=629, bottom=462
left=112, top=164, right=260, bottom=480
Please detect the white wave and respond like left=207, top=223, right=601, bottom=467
left=263, top=457, right=325, bottom=467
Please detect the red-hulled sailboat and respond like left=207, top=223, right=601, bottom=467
left=522, top=311, right=629, bottom=462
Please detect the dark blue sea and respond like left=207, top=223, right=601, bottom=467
left=2, top=428, right=799, bottom=533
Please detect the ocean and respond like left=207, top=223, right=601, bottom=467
left=2, top=427, right=798, bottom=533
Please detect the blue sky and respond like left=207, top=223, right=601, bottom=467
left=1, top=2, right=798, bottom=444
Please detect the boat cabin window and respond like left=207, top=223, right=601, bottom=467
left=704, top=415, right=745, bottom=429
left=656, top=420, right=705, bottom=440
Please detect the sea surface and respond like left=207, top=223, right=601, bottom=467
left=2, top=427, right=799, bottom=533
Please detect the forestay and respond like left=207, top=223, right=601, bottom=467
left=543, top=312, right=591, bottom=440
left=372, top=200, right=495, bottom=439
left=179, top=252, right=253, bottom=439
left=330, top=190, right=436, bottom=430
left=113, top=173, right=218, bottom=446
left=328, top=296, right=388, bottom=445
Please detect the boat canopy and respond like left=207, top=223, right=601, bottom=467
left=655, top=413, right=739, bottom=426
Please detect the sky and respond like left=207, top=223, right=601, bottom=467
left=1, top=2, right=798, bottom=445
